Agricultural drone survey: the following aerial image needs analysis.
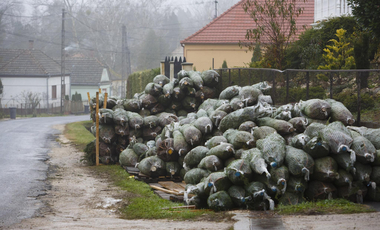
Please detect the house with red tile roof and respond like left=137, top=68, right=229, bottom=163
left=180, top=0, right=314, bottom=71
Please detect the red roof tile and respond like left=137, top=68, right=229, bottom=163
left=181, top=0, right=314, bottom=44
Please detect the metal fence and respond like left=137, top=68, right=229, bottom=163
left=0, top=100, right=89, bottom=117
left=215, top=68, right=380, bottom=126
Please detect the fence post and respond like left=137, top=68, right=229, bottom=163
left=286, top=71, right=289, bottom=104
left=329, top=72, right=333, bottom=99
left=357, top=71, right=361, bottom=126
left=228, top=69, right=231, bottom=85
left=272, top=70, right=276, bottom=105
left=306, top=71, right=310, bottom=100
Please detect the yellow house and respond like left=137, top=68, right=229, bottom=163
left=181, top=0, right=314, bottom=72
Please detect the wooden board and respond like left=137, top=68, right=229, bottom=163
left=158, top=181, right=185, bottom=194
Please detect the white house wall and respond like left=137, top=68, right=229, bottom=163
left=1, top=75, right=70, bottom=108
left=315, top=0, right=352, bottom=23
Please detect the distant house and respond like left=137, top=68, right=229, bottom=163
left=66, top=58, right=112, bottom=100
left=180, top=0, right=314, bottom=71
left=314, top=0, right=352, bottom=23
left=0, top=46, right=70, bottom=109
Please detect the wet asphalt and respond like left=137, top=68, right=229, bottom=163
left=0, top=115, right=89, bottom=227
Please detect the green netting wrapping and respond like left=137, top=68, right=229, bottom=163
left=193, top=116, right=213, bottom=135
left=196, top=109, right=208, bottom=118
left=225, top=159, right=252, bottom=185
left=206, top=143, right=235, bottom=160
left=252, top=81, right=272, bottom=93
left=205, top=136, right=228, bottom=149
left=132, top=143, right=148, bottom=156
left=300, top=99, right=331, bottom=120
left=304, top=123, right=326, bottom=138
left=219, top=85, right=241, bottom=100
left=256, top=117, right=295, bottom=135
left=140, top=93, right=158, bottom=110
left=165, top=161, right=181, bottom=177
left=257, top=133, right=286, bottom=169
left=273, top=104, right=293, bottom=121
left=113, top=108, right=129, bottom=127
left=230, top=97, right=244, bottom=111
left=371, top=166, right=380, bottom=185
left=373, top=150, right=380, bottom=166
left=200, top=70, right=219, bottom=87
left=183, top=146, right=210, bottom=169
left=209, top=110, right=227, bottom=128
left=153, top=75, right=170, bottom=86
left=320, top=126, right=354, bottom=157
left=203, top=172, right=233, bottom=196
left=184, top=168, right=210, bottom=185
left=156, top=137, right=177, bottom=162
left=218, top=108, right=248, bottom=132
left=142, top=126, right=162, bottom=141
left=99, top=108, right=114, bottom=125
left=291, top=134, right=311, bottom=149
left=288, top=117, right=308, bottom=133
left=95, top=124, right=116, bottom=144
left=287, top=176, right=308, bottom=194
left=270, top=166, right=289, bottom=194
left=337, top=181, right=368, bottom=203
left=180, top=124, right=202, bottom=146
left=145, top=82, right=162, bottom=96
left=354, top=162, right=372, bottom=183
left=179, top=77, right=194, bottom=89
left=249, top=148, right=270, bottom=178
left=162, top=82, right=174, bottom=98
left=224, top=129, right=255, bottom=150
left=244, top=181, right=273, bottom=210
left=145, top=146, right=157, bottom=158
left=157, top=112, right=179, bottom=127
left=238, top=121, right=257, bottom=132
left=143, top=115, right=159, bottom=128
left=123, top=99, right=141, bottom=112
left=138, top=156, right=166, bottom=177
left=252, top=126, right=277, bottom=140
left=182, top=96, right=198, bottom=111
left=173, top=130, right=190, bottom=157
left=207, top=191, right=234, bottom=211
left=285, top=146, right=314, bottom=181
left=228, top=185, right=251, bottom=208
left=278, top=192, right=306, bottom=206
left=367, top=186, right=380, bottom=202
left=119, top=148, right=138, bottom=167
left=349, top=127, right=380, bottom=150
left=303, top=136, right=330, bottom=159
left=350, top=130, right=361, bottom=138
left=198, top=155, right=223, bottom=172
left=351, top=135, right=377, bottom=164
left=238, top=86, right=262, bottom=107
left=224, top=157, right=236, bottom=167
left=126, top=111, right=144, bottom=131
left=327, top=121, right=352, bottom=136
left=188, top=71, right=204, bottom=90
left=198, top=98, right=218, bottom=112
left=325, top=99, right=355, bottom=126
left=334, top=169, right=353, bottom=188
left=214, top=103, right=233, bottom=114
left=331, top=152, right=356, bottom=174
left=305, top=181, right=337, bottom=201
left=178, top=70, right=190, bottom=81
left=115, top=124, right=129, bottom=137
left=312, top=156, right=339, bottom=182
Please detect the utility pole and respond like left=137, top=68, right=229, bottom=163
left=121, top=25, right=131, bottom=98
left=214, top=0, right=218, bottom=19
left=60, top=8, right=65, bottom=113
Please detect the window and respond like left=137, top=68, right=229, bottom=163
left=52, top=85, right=57, bottom=99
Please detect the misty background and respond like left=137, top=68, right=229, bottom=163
left=0, top=0, right=240, bottom=76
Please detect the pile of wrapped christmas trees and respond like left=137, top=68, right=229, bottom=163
left=89, top=70, right=380, bottom=211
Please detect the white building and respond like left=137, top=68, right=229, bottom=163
left=314, top=0, right=352, bottom=23
left=0, top=48, right=70, bottom=109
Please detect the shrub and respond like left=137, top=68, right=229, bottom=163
left=334, top=89, right=375, bottom=112
left=127, top=68, right=160, bottom=98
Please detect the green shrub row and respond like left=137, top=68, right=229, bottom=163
left=127, top=68, right=160, bottom=99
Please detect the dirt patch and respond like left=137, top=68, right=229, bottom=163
left=4, top=125, right=234, bottom=230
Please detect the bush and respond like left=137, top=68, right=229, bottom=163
left=276, top=86, right=326, bottom=104
left=127, top=68, right=160, bottom=99
left=334, top=89, right=375, bottom=112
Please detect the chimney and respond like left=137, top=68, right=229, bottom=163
left=29, top=40, right=34, bottom=50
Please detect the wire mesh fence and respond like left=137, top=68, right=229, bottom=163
left=215, top=68, right=380, bottom=125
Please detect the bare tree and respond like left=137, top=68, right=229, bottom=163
left=17, top=91, right=42, bottom=117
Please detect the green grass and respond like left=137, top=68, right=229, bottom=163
left=92, top=165, right=217, bottom=220
left=276, top=199, right=376, bottom=215
left=64, top=120, right=94, bottom=151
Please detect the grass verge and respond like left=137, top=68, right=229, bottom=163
left=276, top=199, right=376, bottom=215
left=64, top=121, right=231, bottom=221
left=64, top=120, right=94, bottom=151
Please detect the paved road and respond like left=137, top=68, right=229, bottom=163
left=0, top=115, right=89, bottom=227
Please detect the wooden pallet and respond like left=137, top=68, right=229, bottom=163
left=149, top=181, right=187, bottom=202
left=125, top=166, right=182, bottom=183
